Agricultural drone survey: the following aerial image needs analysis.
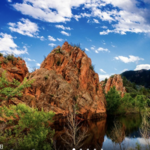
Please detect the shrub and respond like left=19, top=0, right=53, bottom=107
left=0, top=53, right=3, bottom=57
left=3, top=59, right=8, bottom=64
left=44, top=75, right=48, bottom=80
left=55, top=48, right=62, bottom=54
left=105, top=86, right=121, bottom=113
left=0, top=104, right=55, bottom=150
left=0, top=71, right=34, bottom=103
left=56, top=59, right=61, bottom=66
left=6, top=54, right=14, bottom=61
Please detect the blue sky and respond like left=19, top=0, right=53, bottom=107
left=1, top=0, right=150, bottom=81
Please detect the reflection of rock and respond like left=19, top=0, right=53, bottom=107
left=53, top=119, right=106, bottom=150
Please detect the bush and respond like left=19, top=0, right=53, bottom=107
left=0, top=104, right=55, bottom=150
left=3, top=59, right=8, bottom=64
left=105, top=86, right=121, bottom=113
left=6, top=54, right=14, bottom=61
left=44, top=75, right=48, bottom=80
left=0, top=71, right=34, bottom=103
left=56, top=59, right=61, bottom=66
left=0, top=53, right=3, bottom=57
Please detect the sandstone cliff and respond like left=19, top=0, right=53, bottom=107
left=0, top=55, right=28, bottom=82
left=101, top=74, right=126, bottom=97
left=21, top=42, right=106, bottom=120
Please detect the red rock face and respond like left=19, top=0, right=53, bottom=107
left=104, top=74, right=126, bottom=97
left=0, top=55, right=28, bottom=82
left=22, top=42, right=106, bottom=120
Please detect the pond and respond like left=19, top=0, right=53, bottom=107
left=53, top=114, right=150, bottom=150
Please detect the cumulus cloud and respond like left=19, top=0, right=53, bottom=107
left=37, top=36, right=45, bottom=41
left=99, top=74, right=110, bottom=81
left=61, top=31, right=70, bottom=36
left=13, top=0, right=87, bottom=23
left=55, top=25, right=71, bottom=30
left=57, top=38, right=63, bottom=41
left=36, top=63, right=40, bottom=67
left=48, top=43, right=56, bottom=47
left=85, top=48, right=89, bottom=51
left=8, top=18, right=39, bottom=37
left=121, top=69, right=128, bottom=73
left=0, top=33, right=28, bottom=55
left=100, top=69, right=106, bottom=73
left=135, top=64, right=150, bottom=70
left=48, top=35, right=56, bottom=41
left=97, top=47, right=110, bottom=52
left=24, top=57, right=35, bottom=62
left=115, top=55, right=144, bottom=63
left=93, top=19, right=99, bottom=23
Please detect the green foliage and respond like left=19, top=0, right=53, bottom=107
left=0, top=71, right=34, bottom=102
left=3, top=59, right=8, bottom=64
left=6, top=54, right=14, bottom=61
left=0, top=104, right=55, bottom=150
left=0, top=53, right=3, bottom=57
left=44, top=75, right=48, bottom=80
left=56, top=59, right=61, bottom=66
left=55, top=48, right=62, bottom=54
left=89, top=64, right=94, bottom=71
left=104, top=78, right=108, bottom=83
left=105, top=86, right=121, bottom=113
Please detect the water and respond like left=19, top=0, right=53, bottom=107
left=54, top=114, right=150, bottom=150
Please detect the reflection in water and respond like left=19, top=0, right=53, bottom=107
left=53, top=118, right=106, bottom=150
left=54, top=114, right=150, bottom=150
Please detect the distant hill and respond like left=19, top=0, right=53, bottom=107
left=121, top=69, right=150, bottom=88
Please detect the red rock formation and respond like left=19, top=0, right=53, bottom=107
left=21, top=42, right=106, bottom=120
left=104, top=74, right=126, bottom=97
left=0, top=55, right=28, bottom=82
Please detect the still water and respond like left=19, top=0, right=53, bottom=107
left=54, top=114, right=150, bottom=150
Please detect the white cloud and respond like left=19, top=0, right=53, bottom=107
left=61, top=31, right=70, bottom=36
left=0, top=33, right=28, bottom=55
left=135, top=64, right=150, bottom=71
left=121, top=69, right=128, bottom=73
left=12, top=0, right=150, bottom=35
left=36, top=63, right=40, bottom=67
left=24, top=57, right=35, bottom=62
left=37, top=36, right=45, bottom=41
left=48, top=35, right=56, bottom=41
left=8, top=0, right=12, bottom=2
left=100, top=69, right=106, bottom=73
left=85, top=48, right=89, bottom=51
left=13, top=0, right=87, bottom=23
left=99, top=74, right=110, bottom=81
left=115, top=55, right=144, bottom=63
left=55, top=25, right=71, bottom=30
left=8, top=18, right=39, bottom=37
left=74, top=15, right=82, bottom=21
left=48, top=43, right=56, bottom=47
left=97, top=47, right=110, bottom=52
left=57, top=38, right=63, bottom=41
left=91, top=45, right=95, bottom=50
left=93, top=19, right=99, bottom=23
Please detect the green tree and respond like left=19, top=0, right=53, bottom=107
left=0, top=71, right=34, bottom=103
left=0, top=104, right=55, bottom=150
left=105, top=86, right=121, bottom=113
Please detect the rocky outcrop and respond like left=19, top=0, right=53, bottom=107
left=20, top=42, right=106, bottom=120
left=0, top=55, right=28, bottom=82
left=103, top=75, right=126, bottom=97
